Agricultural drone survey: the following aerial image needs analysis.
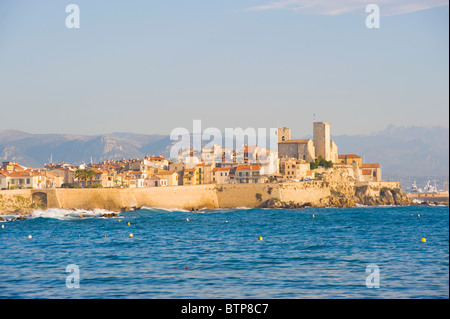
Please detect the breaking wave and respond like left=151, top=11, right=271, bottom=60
left=31, top=208, right=119, bottom=220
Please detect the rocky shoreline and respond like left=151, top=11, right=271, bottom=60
left=1, top=182, right=448, bottom=218
left=259, top=187, right=448, bottom=209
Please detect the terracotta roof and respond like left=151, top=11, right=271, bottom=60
left=212, top=167, right=231, bottom=172
left=278, top=139, right=311, bottom=144
left=236, top=164, right=262, bottom=171
left=6, top=171, right=31, bottom=177
left=338, top=154, right=361, bottom=159
left=360, top=163, right=380, bottom=168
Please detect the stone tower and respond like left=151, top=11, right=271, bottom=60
left=277, top=127, right=291, bottom=143
left=313, top=122, right=331, bottom=161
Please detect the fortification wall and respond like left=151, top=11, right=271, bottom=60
left=0, top=180, right=407, bottom=215
left=0, top=189, right=34, bottom=214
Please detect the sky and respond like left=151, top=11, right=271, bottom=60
left=0, top=0, right=448, bottom=137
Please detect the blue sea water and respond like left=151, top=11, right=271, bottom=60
left=0, top=205, right=448, bottom=299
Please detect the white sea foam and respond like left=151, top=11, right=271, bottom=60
left=140, top=206, right=191, bottom=213
left=31, top=208, right=118, bottom=220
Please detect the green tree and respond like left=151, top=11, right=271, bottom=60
left=74, top=168, right=97, bottom=187
left=310, top=156, right=333, bottom=170
left=74, top=169, right=86, bottom=187
left=85, top=169, right=97, bottom=186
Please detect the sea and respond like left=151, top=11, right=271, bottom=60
left=0, top=205, right=448, bottom=299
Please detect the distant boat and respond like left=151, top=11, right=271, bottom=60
left=409, top=181, right=422, bottom=193
left=423, top=180, right=438, bottom=194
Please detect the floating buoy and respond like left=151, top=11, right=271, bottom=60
left=186, top=218, right=189, bottom=222
left=312, top=214, right=315, bottom=218
left=127, top=222, right=131, bottom=226
left=418, top=214, right=420, bottom=218
left=129, top=233, right=133, bottom=238
left=104, top=235, right=107, bottom=237
left=28, top=235, right=32, bottom=239
left=258, top=236, right=263, bottom=241
left=184, top=266, right=189, bottom=270
left=1, top=224, right=4, bottom=229
left=118, top=219, right=121, bottom=222
left=225, top=220, right=229, bottom=223
left=421, top=238, right=426, bottom=243
left=78, top=234, right=81, bottom=237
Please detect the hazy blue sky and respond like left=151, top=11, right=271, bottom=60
left=0, top=0, right=448, bottom=137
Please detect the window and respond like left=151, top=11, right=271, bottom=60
left=26, top=178, right=31, bottom=184
left=254, top=179, right=258, bottom=183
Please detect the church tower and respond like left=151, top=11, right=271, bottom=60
left=277, top=127, right=291, bottom=143
left=313, top=122, right=331, bottom=161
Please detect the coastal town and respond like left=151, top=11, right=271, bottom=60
left=0, top=122, right=383, bottom=190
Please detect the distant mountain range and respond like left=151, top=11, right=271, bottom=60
left=0, top=124, right=448, bottom=177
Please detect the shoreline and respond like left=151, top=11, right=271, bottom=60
left=1, top=181, right=448, bottom=216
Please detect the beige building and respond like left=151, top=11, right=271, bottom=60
left=235, top=164, right=266, bottom=184
left=279, top=157, right=311, bottom=181
left=338, top=154, right=362, bottom=165
left=359, top=163, right=382, bottom=182
left=144, top=176, right=168, bottom=187
left=278, top=122, right=338, bottom=163
left=47, top=167, right=76, bottom=186
left=150, top=169, right=179, bottom=186
left=278, top=136, right=316, bottom=162
left=212, top=167, right=232, bottom=184
left=195, top=163, right=213, bottom=185
left=183, top=169, right=197, bottom=186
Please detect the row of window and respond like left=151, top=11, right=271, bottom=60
left=213, top=172, right=228, bottom=177
left=0, top=178, right=33, bottom=185
left=237, top=172, right=259, bottom=177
